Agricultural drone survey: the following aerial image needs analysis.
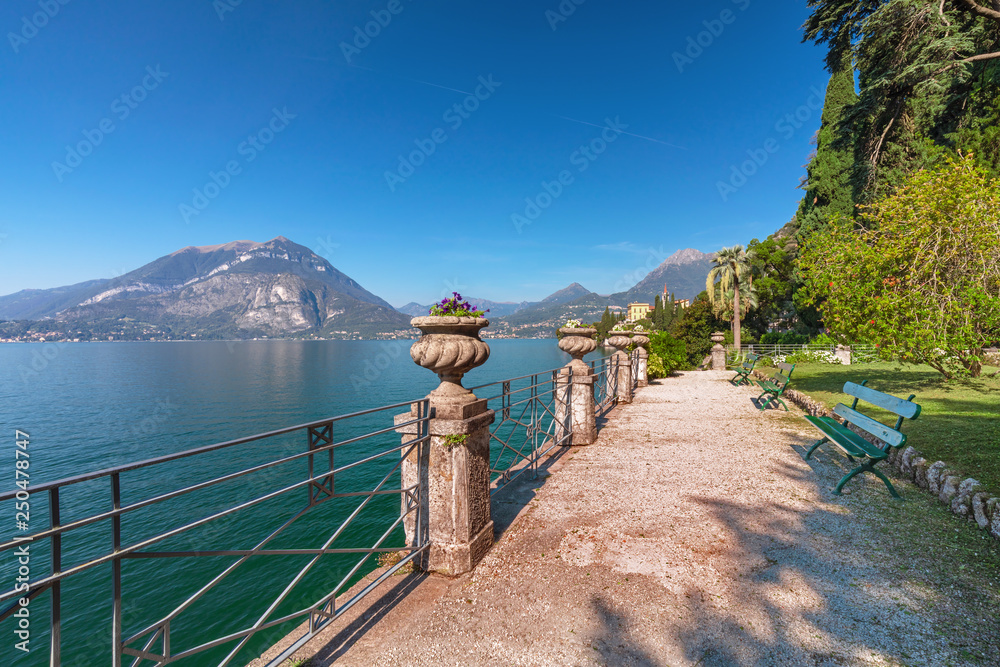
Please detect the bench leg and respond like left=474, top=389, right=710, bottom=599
left=834, top=461, right=901, bottom=499
left=805, top=437, right=828, bottom=459
left=869, top=465, right=901, bottom=499
left=757, top=393, right=772, bottom=410
left=774, top=397, right=789, bottom=412
left=833, top=466, right=866, bottom=495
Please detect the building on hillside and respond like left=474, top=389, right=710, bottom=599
left=627, top=302, right=652, bottom=321
left=676, top=298, right=691, bottom=309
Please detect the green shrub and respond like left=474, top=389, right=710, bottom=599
left=811, top=332, right=836, bottom=346
left=800, top=154, right=1000, bottom=378
left=647, top=353, right=668, bottom=379
left=648, top=331, right=688, bottom=372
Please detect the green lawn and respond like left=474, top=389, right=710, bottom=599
left=761, top=361, right=1000, bottom=493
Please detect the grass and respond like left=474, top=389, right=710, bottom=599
left=759, top=361, right=1000, bottom=492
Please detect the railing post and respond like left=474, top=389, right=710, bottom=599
left=395, top=316, right=495, bottom=576
left=607, top=332, right=633, bottom=404
left=835, top=344, right=852, bottom=365
left=555, top=327, right=597, bottom=445
left=633, top=333, right=649, bottom=388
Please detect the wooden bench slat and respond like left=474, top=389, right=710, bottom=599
left=832, top=404, right=907, bottom=448
left=803, top=415, right=888, bottom=460
left=843, top=381, right=921, bottom=419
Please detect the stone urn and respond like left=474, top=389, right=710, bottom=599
left=710, top=331, right=726, bottom=345
left=632, top=332, right=650, bottom=349
left=410, top=316, right=490, bottom=417
left=558, top=327, right=597, bottom=371
left=606, top=331, right=632, bottom=353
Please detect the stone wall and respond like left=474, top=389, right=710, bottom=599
left=750, top=369, right=1000, bottom=543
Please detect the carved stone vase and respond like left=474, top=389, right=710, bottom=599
left=606, top=332, right=633, bottom=353
left=557, top=327, right=598, bottom=372
left=409, top=316, right=490, bottom=419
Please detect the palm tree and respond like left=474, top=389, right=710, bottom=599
left=706, top=245, right=754, bottom=350
left=711, top=282, right=758, bottom=325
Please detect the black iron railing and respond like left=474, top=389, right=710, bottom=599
left=471, top=368, right=571, bottom=495
left=1, top=351, right=628, bottom=665
left=0, top=400, right=431, bottom=666
left=591, top=354, right=619, bottom=416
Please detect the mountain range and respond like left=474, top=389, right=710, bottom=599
left=0, top=237, right=410, bottom=339
left=0, top=238, right=715, bottom=340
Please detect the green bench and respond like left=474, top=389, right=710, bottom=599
left=753, top=362, right=794, bottom=411
left=804, top=380, right=921, bottom=498
left=730, top=352, right=758, bottom=386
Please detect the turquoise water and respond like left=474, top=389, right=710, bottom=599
left=0, top=339, right=594, bottom=665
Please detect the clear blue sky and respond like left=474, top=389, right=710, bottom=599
left=0, top=0, right=828, bottom=306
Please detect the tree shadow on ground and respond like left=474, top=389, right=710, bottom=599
left=589, top=596, right=659, bottom=666
left=669, top=452, right=1000, bottom=666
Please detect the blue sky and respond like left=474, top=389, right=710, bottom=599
left=0, top=0, right=828, bottom=306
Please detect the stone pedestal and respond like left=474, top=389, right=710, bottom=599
left=635, top=348, right=648, bottom=386
left=400, top=315, right=495, bottom=575
left=395, top=402, right=495, bottom=576
left=555, top=327, right=598, bottom=445
left=607, top=333, right=633, bottom=404
left=614, top=351, right=633, bottom=403
left=711, top=331, right=726, bottom=371
left=835, top=345, right=851, bottom=365
left=554, top=367, right=597, bottom=445
left=633, top=333, right=649, bottom=387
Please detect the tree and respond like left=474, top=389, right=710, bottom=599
left=744, top=237, right=797, bottom=335
left=803, top=1, right=1000, bottom=201
left=651, top=295, right=664, bottom=330
left=799, top=154, right=1000, bottom=378
left=796, top=60, right=858, bottom=241
left=711, top=283, right=758, bottom=325
left=706, top=245, right=754, bottom=349
left=672, top=293, right=727, bottom=367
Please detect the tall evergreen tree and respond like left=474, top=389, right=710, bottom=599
left=803, top=1, right=1000, bottom=202
left=651, top=295, right=663, bottom=330
left=796, top=60, right=858, bottom=241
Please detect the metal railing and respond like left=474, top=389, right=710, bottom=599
left=0, top=352, right=633, bottom=665
left=472, top=368, right=571, bottom=496
left=731, top=343, right=879, bottom=364
left=0, top=400, right=431, bottom=666
left=591, top=354, right=619, bottom=416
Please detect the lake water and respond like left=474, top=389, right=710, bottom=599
left=0, top=339, right=599, bottom=665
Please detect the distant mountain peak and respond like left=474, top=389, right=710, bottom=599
left=662, top=248, right=714, bottom=266
left=540, top=283, right=593, bottom=305
left=169, top=236, right=299, bottom=257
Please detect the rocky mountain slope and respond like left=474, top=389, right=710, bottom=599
left=607, top=248, right=715, bottom=305
left=0, top=237, right=410, bottom=338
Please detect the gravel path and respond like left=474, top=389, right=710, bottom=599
left=274, top=371, right=1000, bottom=667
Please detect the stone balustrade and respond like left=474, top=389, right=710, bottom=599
left=399, top=318, right=649, bottom=575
